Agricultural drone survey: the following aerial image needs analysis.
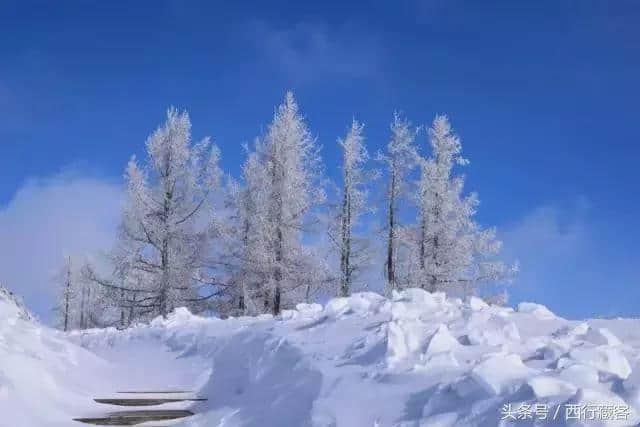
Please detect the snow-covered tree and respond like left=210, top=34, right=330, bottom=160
left=53, top=256, right=74, bottom=331
left=112, top=107, right=222, bottom=318
left=377, top=113, right=418, bottom=296
left=232, top=92, right=325, bottom=315
left=53, top=255, right=110, bottom=330
left=415, top=115, right=512, bottom=295
left=330, top=120, right=375, bottom=297
left=81, top=259, right=145, bottom=327
left=216, top=147, right=272, bottom=316
left=76, top=274, right=96, bottom=329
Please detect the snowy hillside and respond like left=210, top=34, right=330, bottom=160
left=2, top=289, right=640, bottom=426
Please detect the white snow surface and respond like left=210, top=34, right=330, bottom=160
left=2, top=289, right=640, bottom=426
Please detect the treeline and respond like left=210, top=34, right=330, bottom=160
left=53, top=92, right=516, bottom=331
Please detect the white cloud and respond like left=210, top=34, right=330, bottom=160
left=501, top=203, right=640, bottom=318
left=0, top=171, right=122, bottom=323
left=252, top=21, right=382, bottom=83
left=501, top=205, right=590, bottom=266
left=499, top=202, right=595, bottom=316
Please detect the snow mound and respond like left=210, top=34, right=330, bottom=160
left=527, top=375, right=577, bottom=398
left=566, top=345, right=632, bottom=379
left=3, top=288, right=640, bottom=427
left=425, top=324, right=459, bottom=356
left=469, top=296, right=488, bottom=311
left=325, top=291, right=388, bottom=319
left=471, top=353, right=534, bottom=395
left=517, top=301, right=556, bottom=319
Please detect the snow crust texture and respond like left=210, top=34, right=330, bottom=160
left=3, top=289, right=640, bottom=426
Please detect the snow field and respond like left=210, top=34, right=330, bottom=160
left=2, top=288, right=640, bottom=426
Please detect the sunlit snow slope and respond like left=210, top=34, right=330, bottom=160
left=2, top=288, right=640, bottom=426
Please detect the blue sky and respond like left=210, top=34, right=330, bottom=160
left=1, top=0, right=639, bottom=321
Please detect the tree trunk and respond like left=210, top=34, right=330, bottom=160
left=85, top=286, right=91, bottom=328
left=273, top=285, right=281, bottom=316
left=264, top=290, right=270, bottom=313
left=429, top=192, right=441, bottom=293
left=79, top=285, right=86, bottom=330
left=419, top=213, right=426, bottom=290
left=273, top=226, right=283, bottom=315
left=120, top=289, right=125, bottom=327
left=339, top=180, right=351, bottom=297
left=160, top=186, right=172, bottom=318
left=271, top=156, right=284, bottom=316
left=160, top=239, right=169, bottom=318
left=385, top=173, right=396, bottom=296
left=128, top=292, right=136, bottom=326
left=430, top=235, right=439, bottom=293
left=240, top=217, right=249, bottom=313
left=64, top=256, right=71, bottom=332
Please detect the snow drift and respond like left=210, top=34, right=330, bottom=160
left=0, top=284, right=111, bottom=426
left=0, top=284, right=35, bottom=322
left=2, top=289, right=640, bottom=426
